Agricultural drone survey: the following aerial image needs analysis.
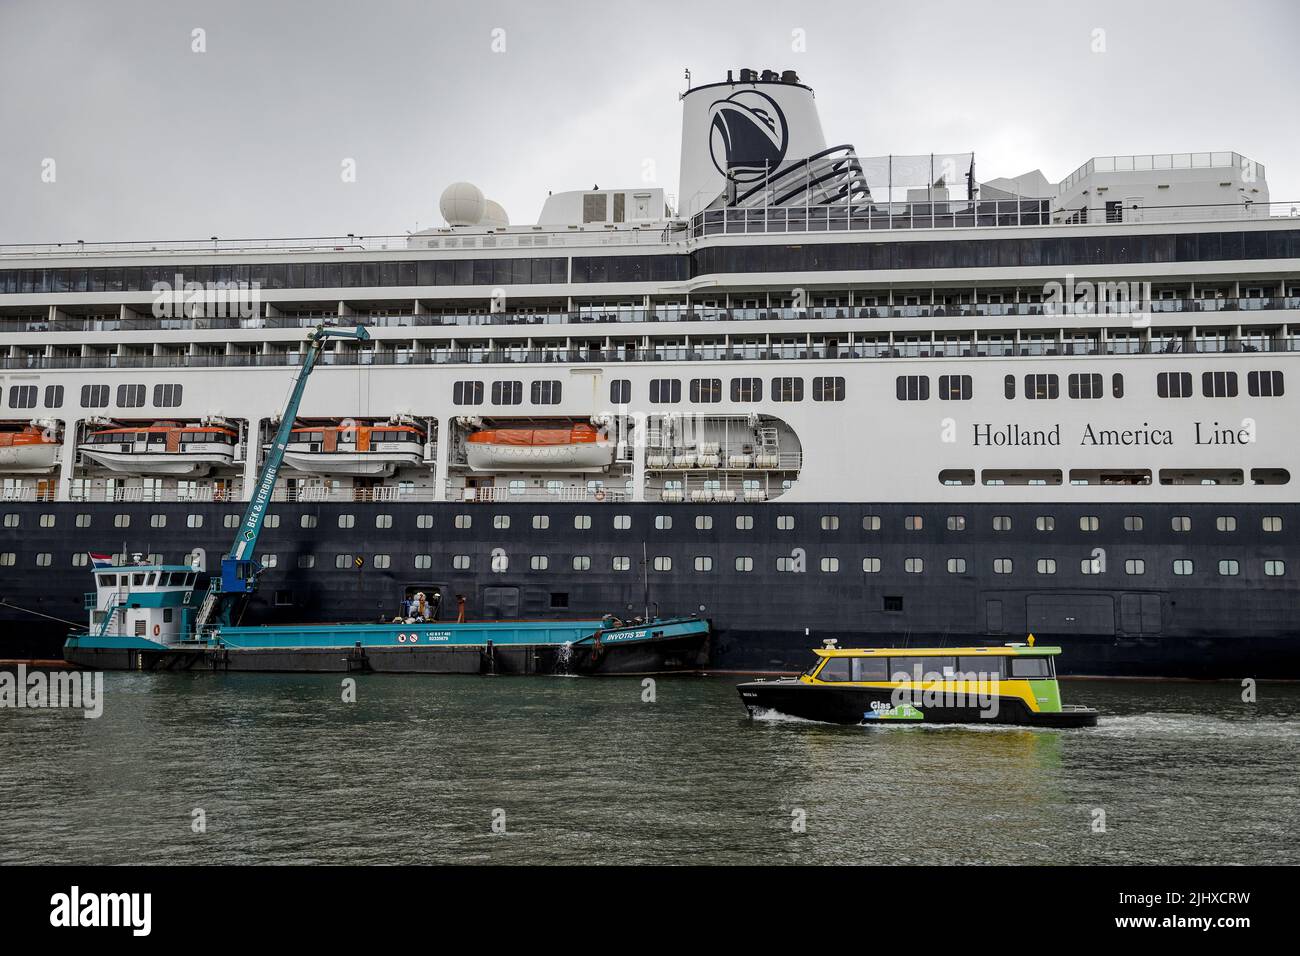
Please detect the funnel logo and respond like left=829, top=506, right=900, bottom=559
left=708, top=89, right=788, bottom=183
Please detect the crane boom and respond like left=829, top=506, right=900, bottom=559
left=194, top=323, right=369, bottom=633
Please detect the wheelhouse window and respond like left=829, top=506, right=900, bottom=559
left=816, top=658, right=851, bottom=682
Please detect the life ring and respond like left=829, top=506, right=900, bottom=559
left=152, top=624, right=160, bottom=637
left=594, top=489, right=607, bottom=502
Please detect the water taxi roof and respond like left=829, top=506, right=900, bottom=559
left=814, top=644, right=1062, bottom=657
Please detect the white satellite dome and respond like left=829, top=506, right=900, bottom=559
left=481, top=199, right=510, bottom=229
left=440, top=182, right=485, bottom=227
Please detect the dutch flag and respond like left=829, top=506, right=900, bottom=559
left=89, top=552, right=115, bottom=570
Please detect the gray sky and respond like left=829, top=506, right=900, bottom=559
left=2, top=0, right=1297, bottom=243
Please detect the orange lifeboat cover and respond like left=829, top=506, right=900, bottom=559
left=467, top=423, right=600, bottom=446
left=0, top=426, right=56, bottom=447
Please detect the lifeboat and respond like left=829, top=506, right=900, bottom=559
left=79, top=421, right=238, bottom=476
left=466, top=423, right=614, bottom=472
left=0, top=423, right=60, bottom=473
left=281, top=421, right=426, bottom=476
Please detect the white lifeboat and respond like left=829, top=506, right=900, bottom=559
left=281, top=421, right=426, bottom=476
left=79, top=422, right=238, bottom=476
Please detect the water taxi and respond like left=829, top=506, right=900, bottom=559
left=737, top=640, right=1098, bottom=728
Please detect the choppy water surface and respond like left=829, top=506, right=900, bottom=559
left=1, top=673, right=1296, bottom=864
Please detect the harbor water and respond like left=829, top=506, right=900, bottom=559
left=1, top=673, right=1297, bottom=865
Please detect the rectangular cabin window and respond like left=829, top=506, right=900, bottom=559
left=771, top=377, right=804, bottom=402
left=1247, top=370, right=1284, bottom=397
left=1201, top=371, right=1238, bottom=398
left=582, top=193, right=607, bottom=223
left=938, top=374, right=972, bottom=401
left=649, top=379, right=681, bottom=404
left=453, top=381, right=484, bottom=405
left=690, top=378, right=722, bottom=403
left=1067, top=373, right=1103, bottom=399
left=117, top=384, right=146, bottom=407
left=492, top=381, right=523, bottom=405
left=610, top=379, right=631, bottom=404
left=896, top=375, right=929, bottom=401
left=730, top=377, right=762, bottom=402
left=1024, top=374, right=1059, bottom=400
left=1156, top=372, right=1193, bottom=398
left=531, top=380, right=562, bottom=404
left=813, top=376, right=845, bottom=401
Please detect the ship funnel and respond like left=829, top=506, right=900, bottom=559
left=678, top=70, right=829, bottom=218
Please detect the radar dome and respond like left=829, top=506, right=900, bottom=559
left=481, top=200, right=510, bottom=229
left=440, top=182, right=485, bottom=227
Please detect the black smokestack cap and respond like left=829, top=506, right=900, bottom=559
left=781, top=69, right=799, bottom=84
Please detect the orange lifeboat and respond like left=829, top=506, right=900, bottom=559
left=0, top=424, right=60, bottom=473
left=465, top=423, right=613, bottom=471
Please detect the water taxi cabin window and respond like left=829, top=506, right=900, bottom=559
left=851, top=657, right=889, bottom=681
left=817, top=658, right=851, bottom=682
left=890, top=656, right=957, bottom=682
left=1009, top=657, right=1052, bottom=678
left=958, top=656, right=1004, bottom=679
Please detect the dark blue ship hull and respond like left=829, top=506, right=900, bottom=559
left=3, top=500, right=1298, bottom=678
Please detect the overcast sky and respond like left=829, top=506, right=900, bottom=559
left=2, top=0, right=1297, bottom=243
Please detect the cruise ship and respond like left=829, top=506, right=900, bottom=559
left=2, top=68, right=1298, bottom=676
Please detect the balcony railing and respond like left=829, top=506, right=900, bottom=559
left=3, top=296, right=1298, bottom=343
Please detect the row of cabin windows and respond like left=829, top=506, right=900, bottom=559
left=816, top=655, right=1053, bottom=683
left=453, top=380, right=562, bottom=405
left=897, top=371, right=1284, bottom=401
left=453, top=377, right=848, bottom=406
left=1157, top=370, right=1285, bottom=398
left=10, top=550, right=1284, bottom=578
left=3, top=512, right=1283, bottom=535
left=66, top=383, right=184, bottom=409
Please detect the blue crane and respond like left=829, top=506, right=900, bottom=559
left=193, top=323, right=370, bottom=632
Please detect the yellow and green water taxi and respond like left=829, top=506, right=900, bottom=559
left=737, top=638, right=1098, bottom=728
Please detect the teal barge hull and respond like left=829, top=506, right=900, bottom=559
left=63, top=616, right=711, bottom=675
